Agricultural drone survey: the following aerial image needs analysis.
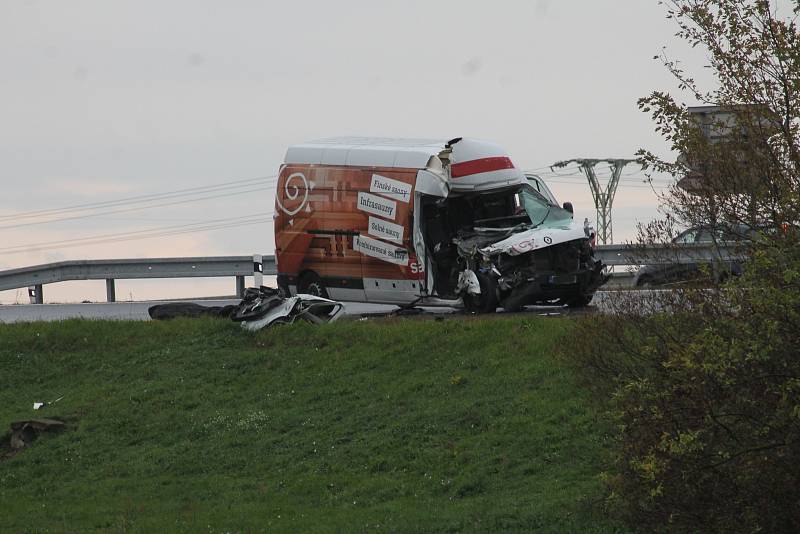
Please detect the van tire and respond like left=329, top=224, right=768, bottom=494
left=297, top=272, right=329, bottom=299
left=463, top=273, right=498, bottom=314
left=563, top=293, right=594, bottom=308
left=636, top=276, right=654, bottom=289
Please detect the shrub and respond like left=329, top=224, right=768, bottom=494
left=565, top=240, right=800, bottom=532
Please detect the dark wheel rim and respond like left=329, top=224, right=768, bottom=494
left=305, top=282, right=324, bottom=297
left=298, top=274, right=327, bottom=298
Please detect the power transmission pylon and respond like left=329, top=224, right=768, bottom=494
left=552, top=158, right=637, bottom=244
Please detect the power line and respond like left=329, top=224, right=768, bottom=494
left=621, top=169, right=645, bottom=176
left=0, top=211, right=272, bottom=251
left=0, top=211, right=274, bottom=255
left=0, top=184, right=276, bottom=230
left=0, top=217, right=276, bottom=256
left=525, top=164, right=567, bottom=173
left=0, top=175, right=278, bottom=222
left=537, top=169, right=673, bottom=184
left=539, top=173, right=671, bottom=185
left=532, top=164, right=674, bottom=184
left=545, top=168, right=583, bottom=177
left=553, top=158, right=638, bottom=244
left=545, top=178, right=669, bottom=189
left=81, top=216, right=218, bottom=223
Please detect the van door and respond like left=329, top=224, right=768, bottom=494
left=308, top=167, right=367, bottom=302
left=276, top=165, right=366, bottom=301
left=357, top=170, right=422, bottom=304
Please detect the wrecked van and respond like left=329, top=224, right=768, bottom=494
left=275, top=137, right=606, bottom=312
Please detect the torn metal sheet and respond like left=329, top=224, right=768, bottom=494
left=456, top=269, right=481, bottom=296
left=148, top=287, right=344, bottom=331
left=240, top=294, right=344, bottom=331
left=477, top=223, right=587, bottom=257
left=9, top=419, right=65, bottom=450
left=148, top=303, right=238, bottom=320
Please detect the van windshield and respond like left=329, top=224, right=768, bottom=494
left=437, top=184, right=573, bottom=233
left=518, top=185, right=574, bottom=228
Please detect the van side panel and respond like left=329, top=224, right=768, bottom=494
left=357, top=169, right=426, bottom=303
left=274, top=164, right=423, bottom=303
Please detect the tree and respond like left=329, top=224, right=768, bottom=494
left=638, top=0, right=800, bottom=236
left=572, top=2, right=800, bottom=531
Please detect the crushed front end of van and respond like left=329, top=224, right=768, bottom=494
left=421, top=183, right=607, bottom=312
left=455, top=220, right=606, bottom=311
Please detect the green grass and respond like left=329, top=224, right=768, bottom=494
left=0, top=316, right=623, bottom=533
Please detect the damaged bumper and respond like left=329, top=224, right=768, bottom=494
left=456, top=234, right=607, bottom=311
left=498, top=258, right=606, bottom=309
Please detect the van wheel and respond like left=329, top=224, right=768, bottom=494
left=297, top=272, right=329, bottom=299
left=563, top=293, right=594, bottom=308
left=637, top=276, right=654, bottom=289
left=463, top=273, right=498, bottom=314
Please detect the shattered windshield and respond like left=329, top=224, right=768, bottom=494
left=519, top=185, right=574, bottom=228
left=464, top=184, right=574, bottom=233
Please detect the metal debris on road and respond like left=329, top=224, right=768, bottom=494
left=9, top=419, right=65, bottom=450
left=148, top=286, right=344, bottom=331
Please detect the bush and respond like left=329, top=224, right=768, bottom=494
left=586, top=1, right=800, bottom=528
left=564, top=241, right=800, bottom=532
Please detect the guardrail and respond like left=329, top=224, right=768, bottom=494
left=0, top=255, right=275, bottom=304
left=594, top=242, right=742, bottom=266
left=0, top=243, right=742, bottom=304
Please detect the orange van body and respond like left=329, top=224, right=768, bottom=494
left=275, top=163, right=424, bottom=303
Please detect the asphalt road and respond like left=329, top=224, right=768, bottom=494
left=0, top=299, right=437, bottom=323
left=0, top=293, right=621, bottom=323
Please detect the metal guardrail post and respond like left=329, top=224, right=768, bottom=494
left=29, top=284, right=43, bottom=304
left=253, top=254, right=263, bottom=287
left=106, top=279, right=116, bottom=303
left=236, top=275, right=246, bottom=298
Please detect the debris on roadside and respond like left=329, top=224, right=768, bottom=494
left=147, top=287, right=344, bottom=331
left=389, top=306, right=424, bottom=317
left=147, top=302, right=238, bottom=320
left=32, top=395, right=64, bottom=410
left=234, top=288, right=344, bottom=331
left=9, top=419, right=65, bottom=450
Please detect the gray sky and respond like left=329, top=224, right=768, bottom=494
left=0, top=0, right=712, bottom=303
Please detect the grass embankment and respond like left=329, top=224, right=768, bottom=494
left=0, top=316, right=622, bottom=532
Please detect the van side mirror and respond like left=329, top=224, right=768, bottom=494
left=562, top=202, right=574, bottom=215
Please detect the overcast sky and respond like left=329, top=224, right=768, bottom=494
left=0, top=0, right=715, bottom=303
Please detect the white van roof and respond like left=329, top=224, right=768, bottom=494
left=285, top=137, right=448, bottom=168
left=284, top=136, right=527, bottom=191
